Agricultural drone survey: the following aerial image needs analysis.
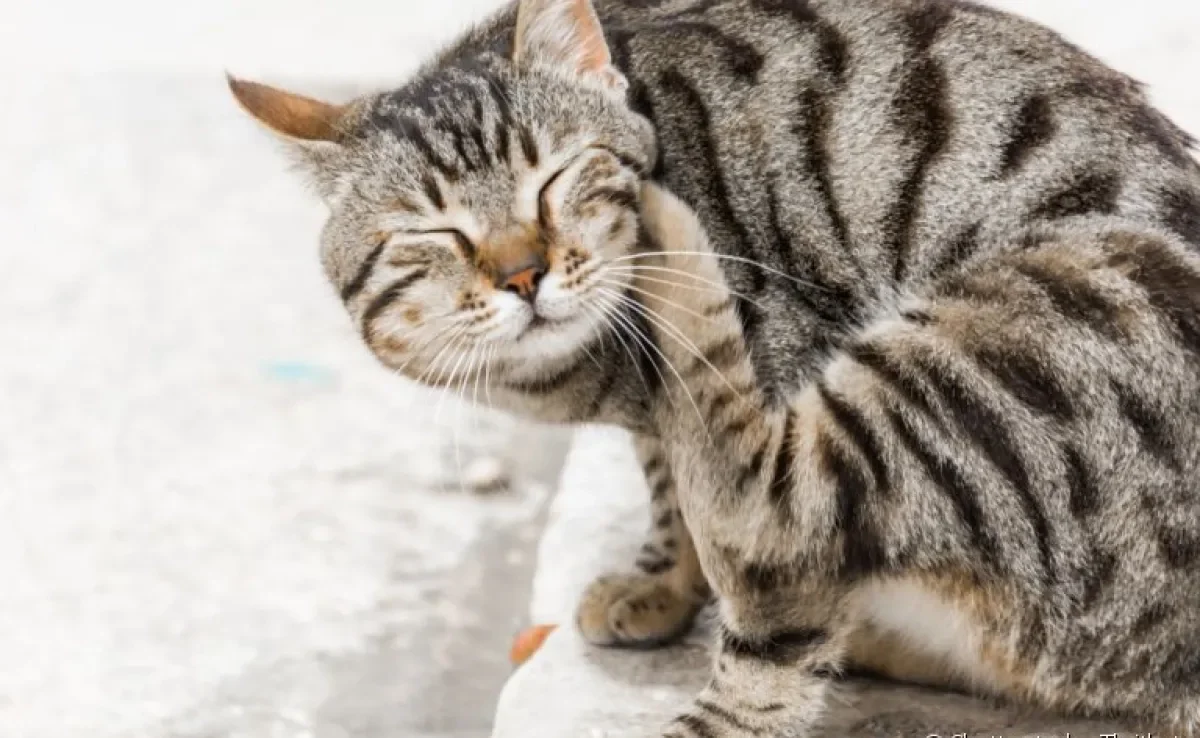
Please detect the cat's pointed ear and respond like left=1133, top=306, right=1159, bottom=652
left=513, top=0, right=627, bottom=93
left=227, top=74, right=351, bottom=199
left=227, top=74, right=348, bottom=144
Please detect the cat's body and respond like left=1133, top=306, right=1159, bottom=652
left=425, top=0, right=1200, bottom=399
left=229, top=0, right=1200, bottom=733
left=632, top=187, right=1200, bottom=734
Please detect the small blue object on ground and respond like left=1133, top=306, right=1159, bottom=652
left=263, top=361, right=338, bottom=385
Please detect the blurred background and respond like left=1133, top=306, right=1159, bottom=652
left=1, top=1, right=1197, bottom=737
left=1, top=1, right=572, bottom=737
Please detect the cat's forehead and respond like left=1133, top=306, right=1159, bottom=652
left=348, top=87, right=597, bottom=224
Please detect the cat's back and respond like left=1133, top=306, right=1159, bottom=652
left=606, top=0, right=1196, bottom=199
left=598, top=0, right=1200, bottom=393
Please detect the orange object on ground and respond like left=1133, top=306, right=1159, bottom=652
left=509, top=624, right=557, bottom=666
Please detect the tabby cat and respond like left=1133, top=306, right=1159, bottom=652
left=229, top=0, right=1200, bottom=733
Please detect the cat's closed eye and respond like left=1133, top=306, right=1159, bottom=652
left=385, top=229, right=476, bottom=258
left=537, top=167, right=571, bottom=230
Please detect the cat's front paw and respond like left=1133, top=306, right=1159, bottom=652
left=661, top=698, right=795, bottom=738
left=575, top=573, right=702, bottom=648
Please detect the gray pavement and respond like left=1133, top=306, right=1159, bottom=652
left=0, top=64, right=565, bottom=738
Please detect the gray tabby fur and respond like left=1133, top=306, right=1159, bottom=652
left=230, top=0, right=1200, bottom=734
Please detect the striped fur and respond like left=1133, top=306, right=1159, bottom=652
left=637, top=186, right=1200, bottom=735
left=231, top=0, right=1200, bottom=733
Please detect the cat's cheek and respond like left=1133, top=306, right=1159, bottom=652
left=590, top=211, right=637, bottom=259
left=532, top=273, right=579, bottom=322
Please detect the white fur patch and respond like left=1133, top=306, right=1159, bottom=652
left=858, top=579, right=1004, bottom=693
left=533, top=271, right=580, bottom=322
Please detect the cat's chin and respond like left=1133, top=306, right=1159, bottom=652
left=500, top=308, right=606, bottom=369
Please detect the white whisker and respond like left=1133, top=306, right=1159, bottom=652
left=611, top=251, right=828, bottom=293
left=594, top=287, right=711, bottom=439
left=598, top=277, right=719, bottom=325
left=602, top=264, right=768, bottom=311
left=597, top=286, right=751, bottom=408
left=482, top=340, right=496, bottom=410
left=581, top=299, right=655, bottom=396
left=436, top=331, right=476, bottom=424
left=378, top=311, right=456, bottom=375
left=415, top=322, right=470, bottom=387
left=452, top=339, right=484, bottom=496
left=586, top=297, right=674, bottom=414
left=572, top=314, right=607, bottom=374
left=427, top=328, right=474, bottom=427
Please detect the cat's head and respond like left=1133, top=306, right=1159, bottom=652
left=229, top=0, right=656, bottom=392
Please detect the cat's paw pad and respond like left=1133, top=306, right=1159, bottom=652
left=575, top=573, right=700, bottom=648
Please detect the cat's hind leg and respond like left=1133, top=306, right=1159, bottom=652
left=576, top=433, right=712, bottom=648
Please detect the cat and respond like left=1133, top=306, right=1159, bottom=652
left=228, top=0, right=1200, bottom=734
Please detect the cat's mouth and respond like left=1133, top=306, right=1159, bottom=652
left=509, top=303, right=596, bottom=353
left=523, top=312, right=567, bottom=336
left=519, top=297, right=580, bottom=338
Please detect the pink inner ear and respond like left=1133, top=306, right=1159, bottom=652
left=569, top=0, right=612, bottom=74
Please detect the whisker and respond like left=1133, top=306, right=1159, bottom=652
left=598, top=286, right=751, bottom=408
left=388, top=311, right=466, bottom=375
left=602, top=264, right=767, bottom=311
left=482, top=340, right=496, bottom=410
left=586, top=297, right=674, bottom=415
left=373, top=311, right=451, bottom=374
left=467, top=338, right=493, bottom=449
left=581, top=300, right=655, bottom=395
left=601, top=298, right=708, bottom=439
left=469, top=338, right=484, bottom=409
left=612, top=251, right=828, bottom=293
left=435, top=332, right=476, bottom=423
left=394, top=330, right=456, bottom=377
left=412, top=335, right=457, bottom=387
left=593, top=288, right=711, bottom=439
left=453, top=339, right=485, bottom=496
left=598, top=277, right=720, bottom=325
left=604, top=263, right=731, bottom=289
left=572, top=315, right=608, bottom=375
left=427, top=334, right=469, bottom=478
left=424, top=328, right=473, bottom=414
left=414, top=322, right=470, bottom=388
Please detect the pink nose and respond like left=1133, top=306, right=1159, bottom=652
left=498, top=263, right=546, bottom=303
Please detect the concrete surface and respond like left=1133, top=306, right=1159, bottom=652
left=1, top=60, right=568, bottom=736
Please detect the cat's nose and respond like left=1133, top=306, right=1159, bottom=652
left=498, top=258, right=547, bottom=304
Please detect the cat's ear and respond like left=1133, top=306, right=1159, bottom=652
left=227, top=74, right=350, bottom=198
left=513, top=0, right=627, bottom=93
left=227, top=75, right=349, bottom=144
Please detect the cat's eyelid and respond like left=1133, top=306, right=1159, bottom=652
left=539, top=144, right=623, bottom=192
left=537, top=151, right=592, bottom=203
left=389, top=228, right=477, bottom=257
left=540, top=166, right=572, bottom=196
left=379, top=206, right=481, bottom=246
left=542, top=152, right=585, bottom=188
left=537, top=166, right=573, bottom=230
